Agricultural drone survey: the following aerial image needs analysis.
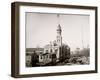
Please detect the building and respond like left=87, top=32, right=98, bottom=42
left=43, top=23, right=70, bottom=63
left=43, top=24, right=63, bottom=62
left=26, top=15, right=70, bottom=67
left=26, top=48, right=44, bottom=67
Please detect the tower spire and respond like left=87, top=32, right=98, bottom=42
left=57, top=14, right=60, bottom=25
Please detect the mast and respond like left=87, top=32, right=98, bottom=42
left=57, top=14, right=60, bottom=25
left=81, top=25, right=84, bottom=49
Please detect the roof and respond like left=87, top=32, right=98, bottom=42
left=26, top=48, right=44, bottom=52
left=42, top=53, right=49, bottom=55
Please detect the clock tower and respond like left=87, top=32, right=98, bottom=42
left=56, top=24, right=62, bottom=46
left=56, top=14, right=62, bottom=47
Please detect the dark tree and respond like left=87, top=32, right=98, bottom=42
left=59, top=44, right=70, bottom=62
left=31, top=51, right=39, bottom=67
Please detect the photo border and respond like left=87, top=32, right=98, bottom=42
left=11, top=2, right=98, bottom=78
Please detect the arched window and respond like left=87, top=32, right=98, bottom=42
left=50, top=49, right=52, bottom=53
left=55, top=49, right=58, bottom=53
left=41, top=56, right=42, bottom=59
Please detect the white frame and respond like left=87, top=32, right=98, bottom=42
left=20, top=6, right=95, bottom=75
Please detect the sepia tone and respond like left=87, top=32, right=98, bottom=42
left=26, top=13, right=90, bottom=67
left=11, top=2, right=97, bottom=78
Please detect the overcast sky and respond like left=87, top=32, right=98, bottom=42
left=26, top=13, right=90, bottom=51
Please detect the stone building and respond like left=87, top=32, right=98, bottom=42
left=43, top=24, right=63, bottom=62
left=26, top=15, right=70, bottom=67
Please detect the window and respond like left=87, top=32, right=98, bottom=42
left=50, top=49, right=52, bottom=53
left=55, top=49, right=58, bottom=53
left=41, top=56, right=42, bottom=59
left=46, top=50, right=48, bottom=53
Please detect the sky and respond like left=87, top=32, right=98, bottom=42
left=26, top=12, right=90, bottom=51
